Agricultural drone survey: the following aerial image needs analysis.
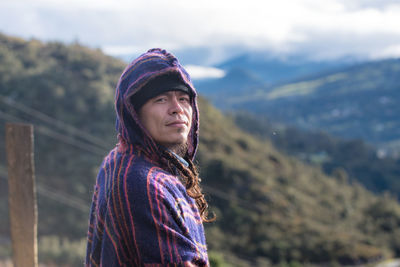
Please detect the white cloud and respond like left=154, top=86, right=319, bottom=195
left=184, top=65, right=226, bottom=80
left=102, top=45, right=144, bottom=56
left=1, top=0, right=400, bottom=61
left=372, top=45, right=400, bottom=59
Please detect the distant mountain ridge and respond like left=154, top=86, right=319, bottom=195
left=195, top=55, right=400, bottom=157
left=216, top=53, right=353, bottom=84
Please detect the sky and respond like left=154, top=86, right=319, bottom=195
left=1, top=0, right=400, bottom=78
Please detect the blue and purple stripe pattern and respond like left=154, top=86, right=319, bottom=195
left=85, top=49, right=208, bottom=266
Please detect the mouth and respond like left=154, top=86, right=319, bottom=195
left=166, top=120, right=188, bottom=127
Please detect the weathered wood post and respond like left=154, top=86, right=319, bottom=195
left=6, top=123, right=38, bottom=267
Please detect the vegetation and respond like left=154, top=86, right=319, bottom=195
left=1, top=33, right=400, bottom=266
left=195, top=57, right=400, bottom=158
left=233, top=111, right=400, bottom=200
left=199, top=100, right=400, bottom=266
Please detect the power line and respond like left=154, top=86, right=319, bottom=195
left=0, top=110, right=107, bottom=156
left=0, top=169, right=261, bottom=265
left=35, top=124, right=106, bottom=156
left=0, top=166, right=90, bottom=213
left=0, top=104, right=267, bottom=213
left=0, top=94, right=112, bottom=150
left=37, top=183, right=90, bottom=213
left=1, top=159, right=263, bottom=215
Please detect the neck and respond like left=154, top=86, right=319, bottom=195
left=169, top=149, right=189, bottom=168
left=164, top=143, right=188, bottom=158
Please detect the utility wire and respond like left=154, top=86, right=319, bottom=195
left=0, top=94, right=112, bottom=150
left=1, top=158, right=263, bottom=214
left=35, top=124, right=106, bottom=156
left=0, top=104, right=267, bottom=213
left=1, top=171, right=260, bottom=266
left=0, top=166, right=90, bottom=213
left=0, top=90, right=272, bottom=265
left=0, top=110, right=107, bottom=156
left=37, top=183, right=90, bottom=213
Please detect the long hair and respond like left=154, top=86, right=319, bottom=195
left=162, top=149, right=216, bottom=223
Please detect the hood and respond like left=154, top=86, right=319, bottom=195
left=115, top=48, right=199, bottom=161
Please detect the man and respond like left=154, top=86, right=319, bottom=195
left=86, top=48, right=213, bottom=266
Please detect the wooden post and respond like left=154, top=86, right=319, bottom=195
left=6, top=123, right=38, bottom=267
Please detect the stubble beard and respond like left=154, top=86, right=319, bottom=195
left=167, top=142, right=188, bottom=157
left=164, top=127, right=189, bottom=157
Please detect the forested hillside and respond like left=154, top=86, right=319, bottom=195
left=233, top=112, right=400, bottom=201
left=1, top=33, right=400, bottom=266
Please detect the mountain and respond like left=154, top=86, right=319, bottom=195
left=194, top=52, right=353, bottom=105
left=195, top=67, right=264, bottom=102
left=195, top=56, right=400, bottom=158
left=198, top=99, right=400, bottom=266
left=232, top=111, right=400, bottom=201
left=216, top=53, right=352, bottom=84
left=1, top=33, right=400, bottom=266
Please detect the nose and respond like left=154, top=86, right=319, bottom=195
left=169, top=95, right=184, bottom=115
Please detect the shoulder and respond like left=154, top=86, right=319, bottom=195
left=120, top=153, right=184, bottom=198
left=125, top=154, right=169, bottom=184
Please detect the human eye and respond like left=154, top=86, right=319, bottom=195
left=154, top=96, right=167, bottom=103
left=179, top=95, right=190, bottom=103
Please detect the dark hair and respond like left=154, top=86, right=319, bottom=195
left=162, top=149, right=215, bottom=223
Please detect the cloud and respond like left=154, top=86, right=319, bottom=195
left=372, top=44, right=400, bottom=59
left=1, top=0, right=400, bottom=61
left=184, top=65, right=226, bottom=80
left=102, top=45, right=144, bottom=57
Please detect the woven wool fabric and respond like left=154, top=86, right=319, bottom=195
left=85, top=48, right=208, bottom=266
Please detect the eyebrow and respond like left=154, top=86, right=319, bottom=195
left=160, top=91, right=190, bottom=96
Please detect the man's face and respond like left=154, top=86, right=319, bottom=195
left=138, top=90, right=193, bottom=152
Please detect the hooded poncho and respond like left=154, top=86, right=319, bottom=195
left=85, top=48, right=208, bottom=266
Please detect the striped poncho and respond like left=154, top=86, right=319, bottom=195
left=86, top=49, right=208, bottom=266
